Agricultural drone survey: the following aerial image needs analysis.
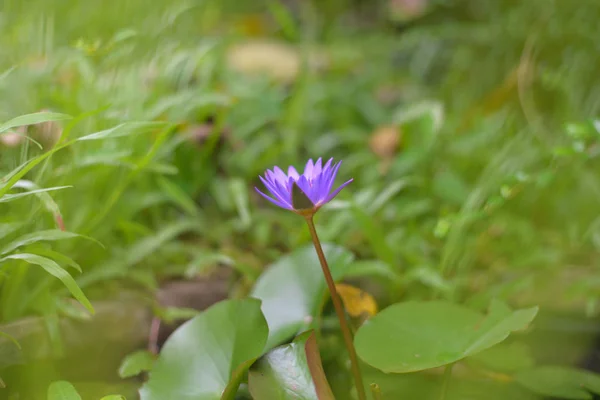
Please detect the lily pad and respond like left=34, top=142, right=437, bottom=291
left=363, top=366, right=535, bottom=400
left=467, top=342, right=534, bottom=373
left=248, top=331, right=334, bottom=400
left=515, top=366, right=600, bottom=399
left=354, top=300, right=538, bottom=373
left=139, top=298, right=268, bottom=400
left=251, top=244, right=354, bottom=350
left=47, top=381, right=82, bottom=400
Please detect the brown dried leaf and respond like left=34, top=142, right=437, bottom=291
left=389, top=0, right=430, bottom=20
left=369, top=125, right=402, bottom=159
left=227, top=40, right=327, bottom=83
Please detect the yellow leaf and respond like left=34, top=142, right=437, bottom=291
left=235, top=14, right=269, bottom=37
left=335, top=283, right=378, bottom=318
left=482, top=370, right=514, bottom=383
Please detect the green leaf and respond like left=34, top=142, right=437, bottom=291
left=0, top=330, right=21, bottom=349
left=100, top=396, right=126, bottom=400
left=119, top=350, right=156, bottom=378
left=229, top=178, right=251, bottom=229
left=251, top=244, right=354, bottom=349
left=154, top=306, right=199, bottom=324
left=0, top=120, right=166, bottom=197
left=350, top=206, right=395, bottom=266
left=0, top=147, right=69, bottom=198
left=467, top=342, right=534, bottom=373
left=0, top=222, right=24, bottom=240
left=354, top=300, right=538, bottom=373
left=0, top=112, right=72, bottom=134
left=139, top=298, right=268, bottom=400
left=248, top=331, right=335, bottom=400
left=77, top=219, right=200, bottom=288
left=367, top=178, right=412, bottom=214
left=266, top=0, right=299, bottom=41
left=343, top=260, right=400, bottom=281
left=463, top=300, right=536, bottom=356
left=0, top=121, right=169, bottom=199
left=184, top=251, right=236, bottom=279
left=0, top=254, right=94, bottom=314
left=0, top=186, right=72, bottom=203
left=115, top=220, right=198, bottom=267
left=404, top=266, right=453, bottom=295
left=62, top=150, right=132, bottom=170
left=157, top=177, right=199, bottom=216
left=56, top=298, right=92, bottom=321
left=515, top=366, right=600, bottom=399
left=47, top=380, right=82, bottom=400
left=364, top=366, right=535, bottom=400
left=76, top=121, right=167, bottom=141
left=432, top=169, right=470, bottom=206
left=0, top=229, right=101, bottom=256
left=392, top=100, right=443, bottom=151
left=11, top=180, right=63, bottom=215
left=30, top=248, right=82, bottom=273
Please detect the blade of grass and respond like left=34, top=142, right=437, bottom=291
left=0, top=112, right=72, bottom=134
left=0, top=254, right=94, bottom=314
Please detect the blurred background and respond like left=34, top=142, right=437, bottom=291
left=0, top=0, right=599, bottom=398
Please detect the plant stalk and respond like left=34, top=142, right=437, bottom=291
left=370, top=383, right=383, bottom=400
left=305, top=216, right=367, bottom=400
left=439, top=363, right=454, bottom=400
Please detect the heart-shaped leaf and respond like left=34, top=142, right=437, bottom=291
left=354, top=300, right=538, bottom=373
left=119, top=350, right=156, bottom=378
left=47, top=381, right=82, bottom=400
left=248, top=331, right=334, bottom=400
left=250, top=244, right=354, bottom=349
left=139, top=298, right=268, bottom=400
left=515, top=366, right=600, bottom=399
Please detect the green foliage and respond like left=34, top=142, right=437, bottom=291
left=362, top=369, right=536, bottom=400
left=0, top=253, right=93, bottom=314
left=516, top=366, right=600, bottom=399
left=0, top=0, right=599, bottom=399
left=248, top=331, right=335, bottom=400
left=354, top=300, right=538, bottom=373
left=47, top=381, right=82, bottom=400
left=250, top=244, right=354, bottom=349
left=139, top=299, right=268, bottom=400
left=467, top=342, right=534, bottom=373
left=0, top=112, right=72, bottom=135
left=118, top=350, right=155, bottom=379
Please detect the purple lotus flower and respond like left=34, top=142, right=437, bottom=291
left=256, top=158, right=353, bottom=214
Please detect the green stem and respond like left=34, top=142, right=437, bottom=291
left=305, top=216, right=367, bottom=400
left=439, top=363, right=454, bottom=400
left=370, top=383, right=383, bottom=400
